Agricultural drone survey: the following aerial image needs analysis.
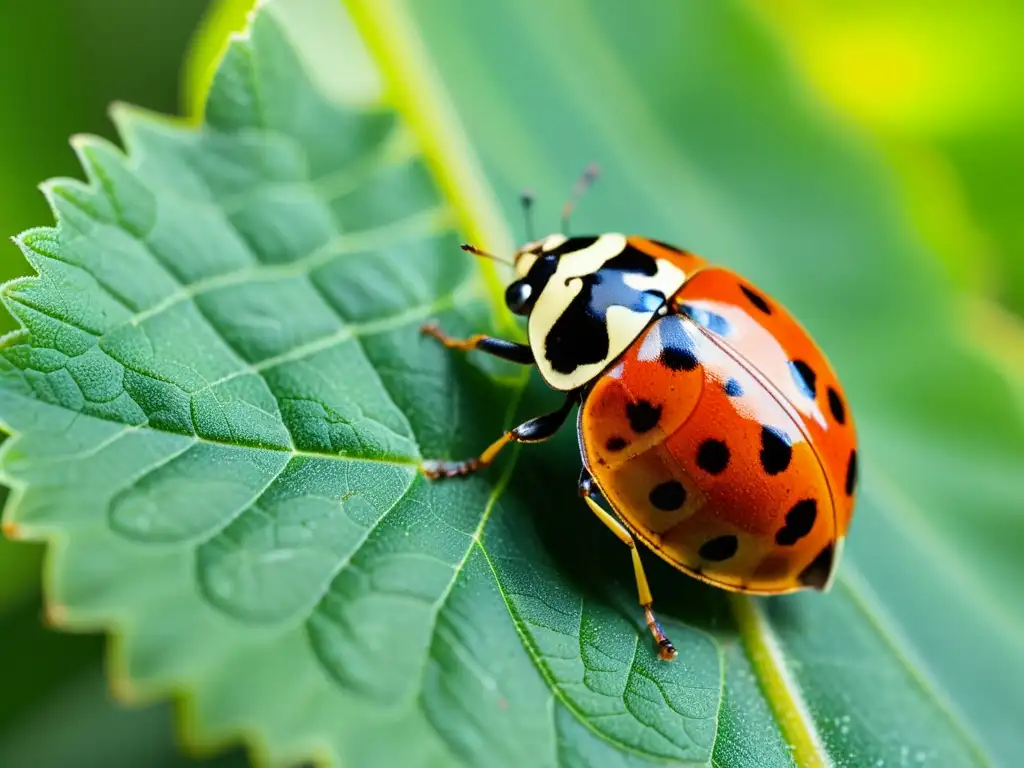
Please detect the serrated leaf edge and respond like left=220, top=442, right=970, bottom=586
left=0, top=7, right=438, bottom=767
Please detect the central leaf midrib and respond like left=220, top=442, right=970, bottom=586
left=729, top=594, right=827, bottom=768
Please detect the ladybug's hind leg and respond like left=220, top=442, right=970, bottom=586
left=422, top=392, right=577, bottom=480
left=579, top=471, right=677, bottom=662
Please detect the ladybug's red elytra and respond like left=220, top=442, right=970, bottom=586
left=420, top=170, right=858, bottom=661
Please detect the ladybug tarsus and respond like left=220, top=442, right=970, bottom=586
left=657, top=639, right=678, bottom=662
left=644, top=604, right=678, bottom=662
left=421, top=458, right=480, bottom=480
left=421, top=395, right=577, bottom=481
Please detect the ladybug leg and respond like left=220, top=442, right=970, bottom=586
left=579, top=473, right=678, bottom=662
left=421, top=322, right=534, bottom=365
left=422, top=393, right=576, bottom=479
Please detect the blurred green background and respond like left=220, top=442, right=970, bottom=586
left=0, top=0, right=1021, bottom=764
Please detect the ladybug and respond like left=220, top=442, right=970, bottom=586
left=421, top=168, right=858, bottom=660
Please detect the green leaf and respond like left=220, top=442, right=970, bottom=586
left=1, top=0, right=1021, bottom=766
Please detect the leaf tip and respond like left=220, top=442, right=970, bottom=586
left=1, top=520, right=20, bottom=540
left=109, top=674, right=141, bottom=705
left=37, top=178, right=62, bottom=207
left=107, top=99, right=131, bottom=119
left=44, top=602, right=69, bottom=628
left=107, top=100, right=152, bottom=135
left=107, top=101, right=135, bottom=133
left=67, top=133, right=91, bottom=152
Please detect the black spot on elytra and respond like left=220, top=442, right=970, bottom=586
left=827, top=387, right=846, bottom=425
left=740, top=284, right=772, bottom=315
left=658, top=316, right=699, bottom=371
left=699, top=534, right=738, bottom=561
left=724, top=378, right=744, bottom=397
left=696, top=439, right=730, bottom=475
left=789, top=359, right=817, bottom=399
left=680, top=304, right=732, bottom=337
left=760, top=426, right=793, bottom=475
left=544, top=245, right=667, bottom=375
left=626, top=400, right=661, bottom=433
left=845, top=450, right=858, bottom=496
left=798, top=543, right=835, bottom=589
left=660, top=347, right=698, bottom=371
left=649, top=480, right=687, bottom=511
left=606, top=436, right=627, bottom=452
left=776, top=499, right=817, bottom=546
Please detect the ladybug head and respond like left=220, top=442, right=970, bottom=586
left=502, top=234, right=571, bottom=316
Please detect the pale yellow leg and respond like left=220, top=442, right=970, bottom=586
left=581, top=492, right=678, bottom=661
left=582, top=495, right=653, bottom=604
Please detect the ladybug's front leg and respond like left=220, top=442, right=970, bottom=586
left=579, top=471, right=678, bottom=662
left=421, top=322, right=534, bottom=365
left=421, top=393, right=577, bottom=480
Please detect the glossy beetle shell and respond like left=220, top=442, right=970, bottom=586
left=577, top=249, right=857, bottom=593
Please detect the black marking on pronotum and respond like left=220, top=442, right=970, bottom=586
left=699, top=534, right=738, bottom=561
left=626, top=400, right=661, bottom=433
left=680, top=304, right=731, bottom=337
left=776, top=499, right=817, bottom=546
left=759, top=426, right=793, bottom=475
left=544, top=245, right=668, bottom=375
left=788, top=359, right=817, bottom=399
left=658, top=316, right=699, bottom=371
left=740, top=284, right=772, bottom=315
left=798, top=543, right=835, bottom=589
left=649, top=480, right=687, bottom=511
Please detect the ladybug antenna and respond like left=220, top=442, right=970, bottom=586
left=561, top=162, right=600, bottom=235
left=461, top=243, right=512, bottom=266
left=519, top=190, right=536, bottom=242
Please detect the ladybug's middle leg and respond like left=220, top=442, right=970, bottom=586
left=421, top=322, right=534, bottom=365
left=579, top=471, right=678, bottom=662
left=422, top=392, right=577, bottom=479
